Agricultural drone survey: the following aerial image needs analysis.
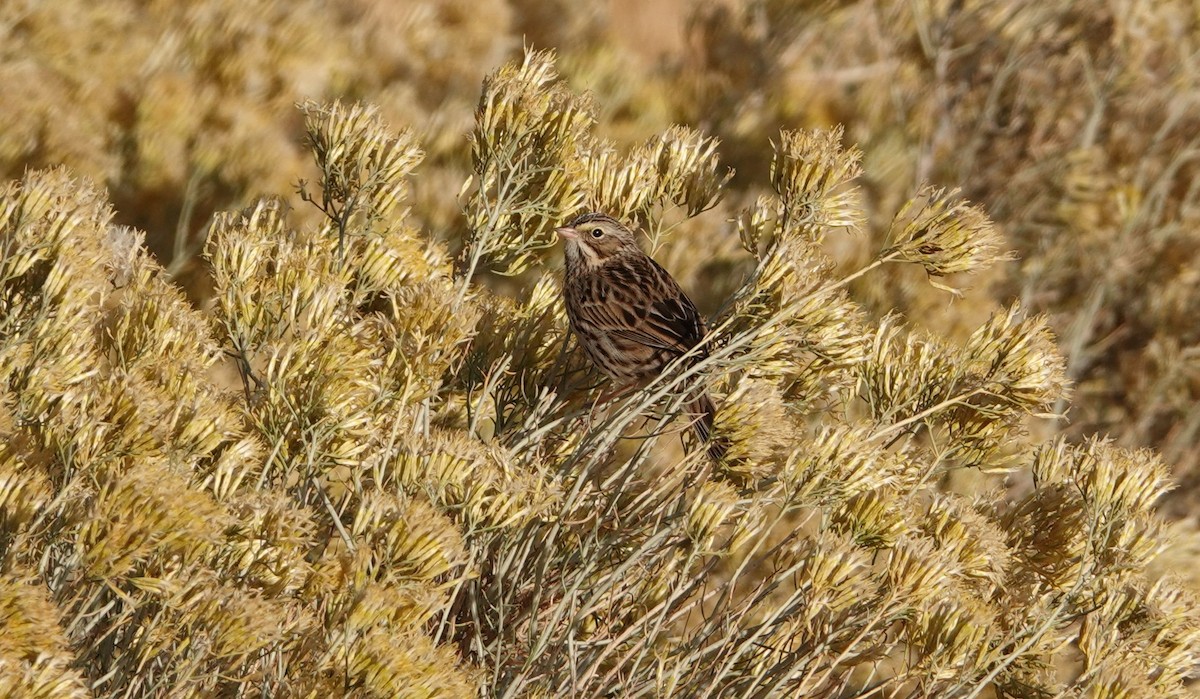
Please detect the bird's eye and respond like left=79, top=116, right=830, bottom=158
left=590, top=228, right=604, bottom=238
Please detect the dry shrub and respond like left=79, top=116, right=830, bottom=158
left=2, top=47, right=1197, bottom=698
left=4, top=0, right=1195, bottom=497
left=669, top=0, right=1200, bottom=498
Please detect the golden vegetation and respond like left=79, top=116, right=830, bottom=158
left=2, top=1, right=1199, bottom=697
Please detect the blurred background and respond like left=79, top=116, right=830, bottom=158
left=2, top=0, right=1196, bottom=523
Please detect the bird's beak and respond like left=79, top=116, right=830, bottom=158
left=555, top=226, right=579, bottom=240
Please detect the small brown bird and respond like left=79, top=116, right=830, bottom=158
left=557, top=212, right=723, bottom=459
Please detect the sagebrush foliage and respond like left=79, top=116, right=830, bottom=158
left=672, top=0, right=1200, bottom=485
left=4, top=0, right=1196, bottom=492
left=2, top=49, right=1197, bottom=698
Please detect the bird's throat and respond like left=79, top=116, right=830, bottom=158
left=565, top=239, right=603, bottom=270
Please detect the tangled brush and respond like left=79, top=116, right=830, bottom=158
left=1, top=48, right=1196, bottom=699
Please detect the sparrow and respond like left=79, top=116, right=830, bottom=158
left=557, top=212, right=723, bottom=460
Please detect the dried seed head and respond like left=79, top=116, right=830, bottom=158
left=885, top=186, right=1014, bottom=292
left=771, top=126, right=865, bottom=239
left=685, top=480, right=742, bottom=552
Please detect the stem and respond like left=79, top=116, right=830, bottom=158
left=825, top=251, right=900, bottom=295
left=869, top=388, right=986, bottom=443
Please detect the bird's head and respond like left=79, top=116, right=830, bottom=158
left=556, top=213, right=638, bottom=269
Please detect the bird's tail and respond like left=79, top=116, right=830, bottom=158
left=688, top=391, right=726, bottom=462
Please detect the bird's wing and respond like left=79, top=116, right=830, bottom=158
left=609, top=294, right=702, bottom=354
left=602, top=256, right=706, bottom=356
